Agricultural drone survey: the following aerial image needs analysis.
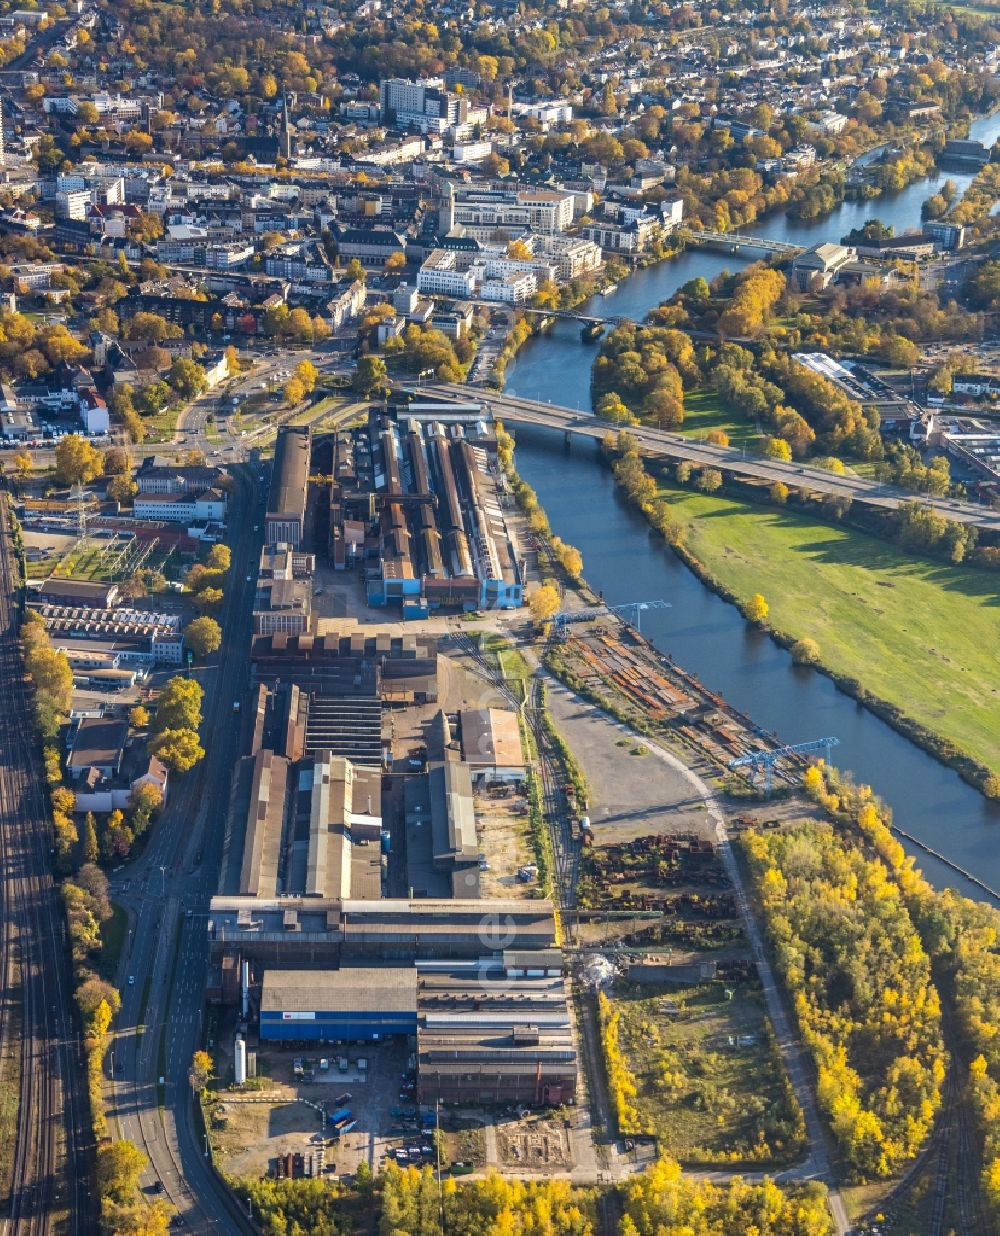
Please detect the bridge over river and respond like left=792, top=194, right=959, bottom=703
left=426, top=383, right=1000, bottom=533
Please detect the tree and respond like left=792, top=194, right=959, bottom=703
left=353, top=355, right=388, bottom=398
left=129, top=706, right=149, bottom=729
left=13, top=450, right=32, bottom=483
left=132, top=783, right=163, bottom=817
left=167, top=358, right=207, bottom=400
left=97, top=1140, right=147, bottom=1204
left=82, top=812, right=99, bottom=864
left=551, top=537, right=583, bottom=579
left=770, top=481, right=790, bottom=505
left=696, top=467, right=723, bottom=493
left=150, top=728, right=205, bottom=774
left=194, top=587, right=224, bottom=613
left=745, top=592, right=769, bottom=624
left=345, top=258, right=366, bottom=284
left=108, top=474, right=137, bottom=505
left=153, top=677, right=203, bottom=733
left=791, top=637, right=821, bottom=665
left=294, top=360, right=318, bottom=393
left=103, top=447, right=132, bottom=477
left=385, top=251, right=406, bottom=272
left=765, top=437, right=793, bottom=462
left=880, top=335, right=920, bottom=369
left=283, top=376, right=306, bottom=405
left=189, top=1050, right=213, bottom=1093
left=528, top=584, right=560, bottom=625
left=55, top=434, right=103, bottom=486
left=206, top=544, right=231, bottom=572
left=983, top=774, right=1000, bottom=799
left=183, top=616, right=222, bottom=659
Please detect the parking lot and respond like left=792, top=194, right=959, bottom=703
left=207, top=1032, right=579, bottom=1182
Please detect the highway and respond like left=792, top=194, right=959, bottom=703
left=0, top=493, right=88, bottom=1236
left=429, top=383, right=1000, bottom=534
left=106, top=466, right=263, bottom=1233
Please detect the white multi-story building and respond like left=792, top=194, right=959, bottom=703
left=56, top=188, right=90, bottom=220
left=417, top=250, right=476, bottom=298
left=450, top=185, right=576, bottom=235
left=133, top=490, right=227, bottom=524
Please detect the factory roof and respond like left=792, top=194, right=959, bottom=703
left=460, top=708, right=523, bottom=769
left=261, top=966, right=417, bottom=1015
left=266, top=425, right=311, bottom=523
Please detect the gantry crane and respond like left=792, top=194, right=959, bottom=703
left=553, top=599, right=671, bottom=638
left=728, top=737, right=840, bottom=798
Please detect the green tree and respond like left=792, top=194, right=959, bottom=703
left=353, top=355, right=389, bottom=398
left=82, top=812, right=99, bottom=864
left=167, top=358, right=207, bottom=400
left=183, top=616, right=222, bottom=659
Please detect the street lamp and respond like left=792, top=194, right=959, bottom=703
left=159, top=865, right=167, bottom=896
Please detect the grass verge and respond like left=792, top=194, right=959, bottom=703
left=98, top=903, right=129, bottom=981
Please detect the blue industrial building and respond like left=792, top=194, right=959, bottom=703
left=259, top=967, right=419, bottom=1042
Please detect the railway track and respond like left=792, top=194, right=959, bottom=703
left=0, top=494, right=86, bottom=1236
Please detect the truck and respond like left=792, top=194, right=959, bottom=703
left=327, top=1107, right=352, bottom=1126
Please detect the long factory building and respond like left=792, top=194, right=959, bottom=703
left=329, top=404, right=523, bottom=615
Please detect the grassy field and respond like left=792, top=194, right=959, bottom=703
left=659, top=484, right=1000, bottom=774
left=678, top=390, right=762, bottom=450
left=605, top=979, right=804, bottom=1166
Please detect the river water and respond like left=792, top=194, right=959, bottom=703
left=506, top=115, right=1000, bottom=899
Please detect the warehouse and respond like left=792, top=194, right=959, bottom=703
left=266, top=425, right=311, bottom=548
left=259, top=967, right=418, bottom=1042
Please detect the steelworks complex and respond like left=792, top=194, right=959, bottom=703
left=329, top=404, right=524, bottom=615
left=208, top=574, right=575, bottom=1105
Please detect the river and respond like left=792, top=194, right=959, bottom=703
left=505, top=116, right=1000, bottom=900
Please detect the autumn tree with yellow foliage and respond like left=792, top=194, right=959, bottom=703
left=743, top=818, right=946, bottom=1178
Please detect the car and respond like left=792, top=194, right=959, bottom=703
left=233, top=700, right=241, bottom=712
left=127, top=975, right=135, bottom=986
left=245, top=574, right=252, bottom=582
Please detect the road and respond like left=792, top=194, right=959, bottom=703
left=106, top=466, right=264, bottom=1233
left=0, top=493, right=88, bottom=1236
left=430, top=383, right=1000, bottom=533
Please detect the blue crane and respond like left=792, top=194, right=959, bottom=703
left=728, top=737, right=840, bottom=798
left=553, top=600, right=671, bottom=638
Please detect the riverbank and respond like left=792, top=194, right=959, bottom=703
left=604, top=442, right=1000, bottom=797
